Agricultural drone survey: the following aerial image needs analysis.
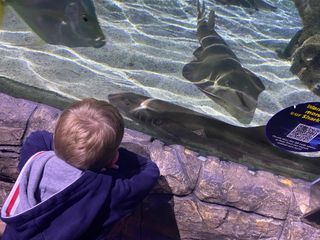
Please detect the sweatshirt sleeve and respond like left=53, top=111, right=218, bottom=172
left=19, top=131, right=53, bottom=171
left=112, top=148, right=160, bottom=213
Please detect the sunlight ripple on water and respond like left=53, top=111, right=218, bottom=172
left=0, top=0, right=319, bottom=126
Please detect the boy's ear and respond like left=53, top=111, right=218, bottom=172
left=109, top=149, right=119, bottom=169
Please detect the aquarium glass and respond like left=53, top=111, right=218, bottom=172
left=1, top=0, right=320, bottom=180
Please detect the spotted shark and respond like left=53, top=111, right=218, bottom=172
left=183, top=1, right=265, bottom=124
left=108, top=91, right=320, bottom=180
left=0, top=0, right=106, bottom=48
left=108, top=91, right=266, bottom=143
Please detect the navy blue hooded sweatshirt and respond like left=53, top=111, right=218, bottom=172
left=0, top=131, right=160, bottom=240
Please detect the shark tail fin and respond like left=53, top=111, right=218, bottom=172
left=197, top=0, right=206, bottom=20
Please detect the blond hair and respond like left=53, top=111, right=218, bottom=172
left=54, top=98, right=124, bottom=171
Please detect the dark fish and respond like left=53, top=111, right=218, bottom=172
left=108, top=91, right=267, bottom=145
left=290, top=36, right=320, bottom=96
left=215, top=0, right=277, bottom=11
left=276, top=29, right=303, bottom=59
left=1, top=0, right=106, bottom=48
left=182, top=1, right=265, bottom=124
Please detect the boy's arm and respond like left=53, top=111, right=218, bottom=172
left=115, top=148, right=149, bottom=178
left=0, top=219, right=6, bottom=237
left=19, top=131, right=53, bottom=171
left=112, top=148, right=160, bottom=211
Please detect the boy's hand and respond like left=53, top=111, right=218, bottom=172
left=0, top=220, right=6, bottom=236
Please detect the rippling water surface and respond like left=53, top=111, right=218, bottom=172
left=0, top=0, right=319, bottom=126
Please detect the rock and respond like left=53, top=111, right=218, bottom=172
left=107, top=194, right=181, bottom=240
left=108, top=194, right=284, bottom=240
left=280, top=216, right=320, bottom=240
left=0, top=93, right=37, bottom=145
left=194, top=157, right=292, bottom=220
left=0, top=146, right=19, bottom=182
left=290, top=178, right=312, bottom=216
left=171, top=145, right=201, bottom=191
left=148, top=140, right=202, bottom=195
left=121, top=128, right=153, bottom=159
left=0, top=181, right=13, bottom=208
left=23, top=104, right=61, bottom=141
left=173, top=196, right=283, bottom=240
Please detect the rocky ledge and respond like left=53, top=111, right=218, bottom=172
left=0, top=93, right=320, bottom=239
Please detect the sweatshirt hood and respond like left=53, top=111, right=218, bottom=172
left=1, top=151, right=83, bottom=218
left=0, top=151, right=116, bottom=240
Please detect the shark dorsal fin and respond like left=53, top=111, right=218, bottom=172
left=207, top=10, right=216, bottom=30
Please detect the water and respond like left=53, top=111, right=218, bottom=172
left=0, top=0, right=319, bottom=128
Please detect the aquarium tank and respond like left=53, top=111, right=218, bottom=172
left=1, top=0, right=320, bottom=180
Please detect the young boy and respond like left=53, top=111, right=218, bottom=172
left=0, top=98, right=160, bottom=240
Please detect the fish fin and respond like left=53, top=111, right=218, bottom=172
left=195, top=79, right=215, bottom=90
left=277, top=29, right=303, bottom=59
left=182, top=61, right=211, bottom=82
left=193, top=46, right=203, bottom=58
left=243, top=68, right=265, bottom=91
left=161, top=122, right=205, bottom=142
left=197, top=0, right=206, bottom=20
left=207, top=10, right=216, bottom=30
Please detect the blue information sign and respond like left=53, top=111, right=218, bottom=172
left=266, top=102, right=320, bottom=152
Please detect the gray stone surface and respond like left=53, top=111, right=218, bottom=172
left=173, top=196, right=283, bottom=240
left=194, top=157, right=292, bottom=220
left=23, top=104, right=61, bottom=141
left=106, top=194, right=181, bottom=240
left=280, top=216, right=320, bottom=240
left=0, top=147, right=19, bottom=182
left=0, top=93, right=37, bottom=145
left=1, top=93, right=320, bottom=239
left=121, top=128, right=153, bottom=159
left=149, top=140, right=201, bottom=196
left=290, top=178, right=312, bottom=216
left=0, top=182, right=13, bottom=208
